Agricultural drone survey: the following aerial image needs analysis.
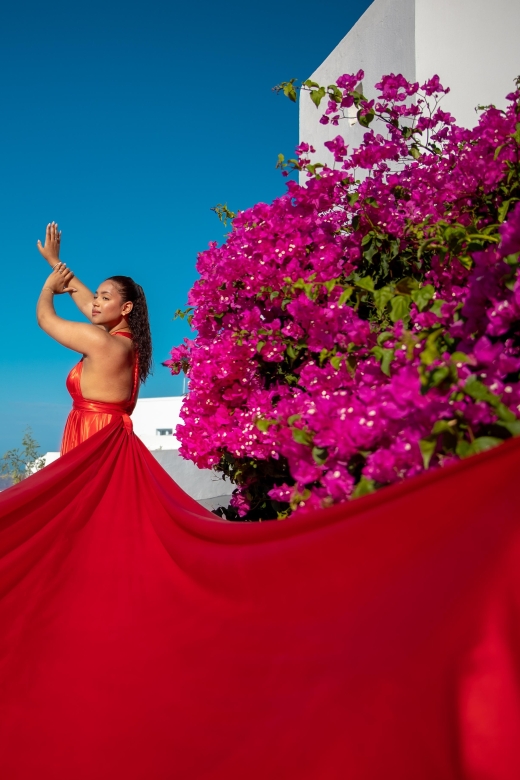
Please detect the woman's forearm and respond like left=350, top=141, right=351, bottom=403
left=42, top=259, right=93, bottom=319
left=37, top=223, right=94, bottom=320
left=37, top=286, right=57, bottom=328
left=66, top=274, right=95, bottom=319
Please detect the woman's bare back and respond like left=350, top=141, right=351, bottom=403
left=80, top=332, right=136, bottom=403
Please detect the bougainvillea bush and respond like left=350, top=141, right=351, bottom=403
left=166, top=71, right=520, bottom=520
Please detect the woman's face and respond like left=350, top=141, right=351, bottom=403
left=91, top=280, right=132, bottom=326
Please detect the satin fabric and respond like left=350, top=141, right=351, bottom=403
left=61, top=331, right=138, bottom=454
left=1, top=394, right=520, bottom=777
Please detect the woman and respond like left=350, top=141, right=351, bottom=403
left=0, top=225, right=518, bottom=779
left=36, top=222, right=151, bottom=453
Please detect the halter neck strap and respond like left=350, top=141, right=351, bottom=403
left=112, top=331, right=133, bottom=339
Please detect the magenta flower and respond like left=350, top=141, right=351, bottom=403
left=500, top=202, right=520, bottom=256
left=167, top=71, right=520, bottom=519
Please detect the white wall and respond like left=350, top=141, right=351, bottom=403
left=131, top=396, right=184, bottom=450
left=415, top=0, right=520, bottom=130
left=300, top=0, right=415, bottom=171
left=300, top=0, right=520, bottom=172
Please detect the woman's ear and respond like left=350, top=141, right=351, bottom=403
left=122, top=301, right=134, bottom=317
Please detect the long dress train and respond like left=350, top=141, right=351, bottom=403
left=0, top=344, right=519, bottom=779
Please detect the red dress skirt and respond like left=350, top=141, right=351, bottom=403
left=0, top=334, right=519, bottom=778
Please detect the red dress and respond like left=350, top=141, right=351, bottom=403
left=61, top=331, right=139, bottom=454
left=0, top=348, right=520, bottom=778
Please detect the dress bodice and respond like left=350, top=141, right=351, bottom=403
left=61, top=331, right=139, bottom=455
left=66, top=331, right=139, bottom=416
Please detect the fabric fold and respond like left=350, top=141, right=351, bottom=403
left=0, top=421, right=519, bottom=779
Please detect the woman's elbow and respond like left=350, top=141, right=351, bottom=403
left=37, top=310, right=51, bottom=330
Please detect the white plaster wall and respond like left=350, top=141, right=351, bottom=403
left=131, top=396, right=184, bottom=450
left=41, top=446, right=233, bottom=501
left=300, top=0, right=415, bottom=171
left=300, top=0, right=520, bottom=173
left=415, top=0, right=520, bottom=129
left=152, top=450, right=234, bottom=501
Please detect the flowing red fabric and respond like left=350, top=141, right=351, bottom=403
left=1, top=406, right=520, bottom=777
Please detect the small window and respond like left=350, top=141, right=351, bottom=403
left=156, top=428, right=173, bottom=436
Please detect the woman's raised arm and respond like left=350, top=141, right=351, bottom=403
left=36, top=264, right=109, bottom=355
left=37, top=222, right=95, bottom=320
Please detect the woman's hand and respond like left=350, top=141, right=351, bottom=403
left=37, top=222, right=61, bottom=266
left=43, top=263, right=77, bottom=295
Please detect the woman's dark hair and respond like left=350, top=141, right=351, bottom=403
left=108, top=275, right=152, bottom=383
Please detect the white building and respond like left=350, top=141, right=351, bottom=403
left=300, top=0, right=520, bottom=170
left=131, top=396, right=184, bottom=451
left=43, top=396, right=234, bottom=507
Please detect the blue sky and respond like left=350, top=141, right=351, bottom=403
left=0, top=0, right=372, bottom=454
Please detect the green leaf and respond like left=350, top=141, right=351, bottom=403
left=470, top=436, right=503, bottom=454
left=351, top=476, right=376, bottom=499
left=348, top=192, right=359, bottom=206
left=292, top=427, right=313, bottom=446
left=458, top=255, right=473, bottom=270
left=410, top=145, right=421, bottom=160
left=363, top=241, right=380, bottom=262
left=451, top=351, right=472, bottom=365
left=327, top=85, right=343, bottom=103
left=429, top=366, right=450, bottom=387
left=338, top=287, right=353, bottom=305
left=373, top=286, right=394, bottom=313
left=377, top=331, right=394, bottom=346
left=429, top=298, right=446, bottom=317
left=464, top=376, right=498, bottom=404
left=372, top=346, right=394, bottom=376
left=431, top=419, right=456, bottom=435
left=330, top=355, right=342, bottom=370
left=354, top=275, right=375, bottom=292
left=256, top=341, right=265, bottom=353
left=419, top=437, right=437, bottom=469
left=357, top=107, right=375, bottom=128
left=287, top=414, right=301, bottom=425
left=497, top=420, right=520, bottom=436
left=389, top=295, right=410, bottom=323
left=411, top=284, right=435, bottom=312
left=498, top=199, right=511, bottom=223
left=456, top=439, right=472, bottom=458
left=310, top=87, right=326, bottom=108
left=496, top=402, right=516, bottom=423
left=282, top=83, right=297, bottom=102
left=303, top=79, right=319, bottom=88
left=395, top=277, right=420, bottom=294
left=420, top=329, right=442, bottom=365
left=312, top=446, right=328, bottom=465
left=457, top=436, right=504, bottom=458
left=256, top=418, right=277, bottom=432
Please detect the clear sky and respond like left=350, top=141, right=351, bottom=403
left=0, top=0, right=372, bottom=454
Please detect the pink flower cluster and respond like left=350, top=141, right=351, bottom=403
left=166, top=73, right=520, bottom=519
